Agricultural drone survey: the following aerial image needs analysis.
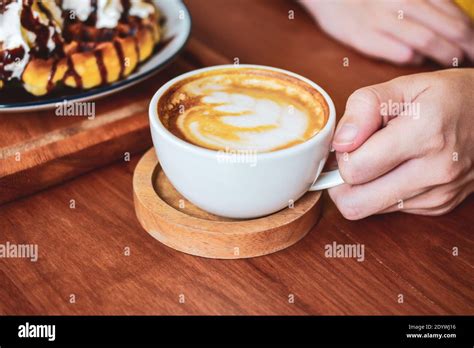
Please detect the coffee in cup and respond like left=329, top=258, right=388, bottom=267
left=157, top=68, right=329, bottom=153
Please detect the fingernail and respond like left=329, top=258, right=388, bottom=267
left=333, top=124, right=358, bottom=145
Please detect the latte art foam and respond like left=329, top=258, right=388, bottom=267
left=158, top=68, right=328, bottom=152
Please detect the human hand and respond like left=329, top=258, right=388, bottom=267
left=300, top=0, right=474, bottom=65
left=328, top=69, right=474, bottom=219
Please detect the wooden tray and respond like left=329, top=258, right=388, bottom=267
left=133, top=149, right=322, bottom=259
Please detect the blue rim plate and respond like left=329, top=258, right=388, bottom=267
left=0, top=0, right=191, bottom=113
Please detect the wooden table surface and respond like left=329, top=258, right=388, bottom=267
left=0, top=0, right=472, bottom=315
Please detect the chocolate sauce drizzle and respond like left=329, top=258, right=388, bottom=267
left=85, top=0, right=98, bottom=26
left=0, top=47, right=25, bottom=80
left=113, top=40, right=126, bottom=79
left=20, top=0, right=64, bottom=59
left=94, top=50, right=107, bottom=85
left=65, top=56, right=83, bottom=89
left=120, top=0, right=131, bottom=22
left=47, top=59, right=59, bottom=93
left=83, top=0, right=133, bottom=25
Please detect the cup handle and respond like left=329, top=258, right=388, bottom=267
left=309, top=169, right=344, bottom=191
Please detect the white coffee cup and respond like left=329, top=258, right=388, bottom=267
left=149, top=64, right=344, bottom=219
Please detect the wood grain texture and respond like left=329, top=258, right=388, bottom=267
left=133, top=149, right=322, bottom=259
left=0, top=0, right=472, bottom=315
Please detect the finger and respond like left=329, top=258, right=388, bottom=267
left=423, top=0, right=474, bottom=62
left=402, top=0, right=474, bottom=45
left=379, top=176, right=474, bottom=214
left=380, top=17, right=464, bottom=66
left=333, top=75, right=420, bottom=154
left=349, top=29, right=418, bottom=65
left=328, top=159, right=430, bottom=220
left=429, top=0, right=471, bottom=19
left=333, top=85, right=396, bottom=153
left=411, top=52, right=425, bottom=65
left=379, top=189, right=468, bottom=216
left=336, top=116, right=421, bottom=185
left=458, top=32, right=474, bottom=62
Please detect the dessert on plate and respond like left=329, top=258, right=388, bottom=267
left=0, top=0, right=162, bottom=96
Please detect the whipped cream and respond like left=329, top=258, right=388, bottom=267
left=0, top=1, right=30, bottom=79
left=97, top=0, right=123, bottom=29
left=62, top=0, right=155, bottom=29
left=62, top=0, right=93, bottom=22
left=130, top=0, right=156, bottom=18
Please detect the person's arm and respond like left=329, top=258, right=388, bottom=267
left=328, top=69, right=474, bottom=219
left=300, top=0, right=474, bottom=65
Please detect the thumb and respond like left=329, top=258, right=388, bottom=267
left=333, top=81, right=407, bottom=153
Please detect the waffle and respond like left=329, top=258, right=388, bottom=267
left=0, top=0, right=162, bottom=96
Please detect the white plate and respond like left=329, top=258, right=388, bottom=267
left=0, top=0, right=191, bottom=113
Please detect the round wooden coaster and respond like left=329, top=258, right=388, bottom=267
left=133, top=149, right=322, bottom=259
